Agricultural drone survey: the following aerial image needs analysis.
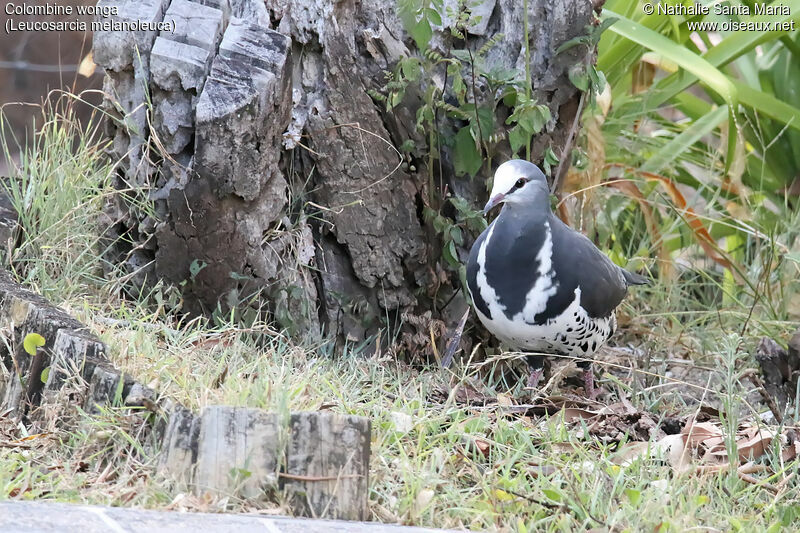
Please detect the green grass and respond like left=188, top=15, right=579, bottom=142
left=1, top=93, right=799, bottom=531
left=4, top=300, right=799, bottom=530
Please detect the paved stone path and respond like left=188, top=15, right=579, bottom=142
left=0, top=501, right=451, bottom=533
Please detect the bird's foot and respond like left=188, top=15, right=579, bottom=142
left=526, top=367, right=544, bottom=391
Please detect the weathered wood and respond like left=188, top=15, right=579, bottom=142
left=157, top=403, right=201, bottom=487
left=150, top=0, right=224, bottom=154
left=283, top=412, right=371, bottom=521
left=44, top=328, right=107, bottom=396
left=157, top=406, right=372, bottom=518
left=193, top=406, right=283, bottom=499
left=0, top=270, right=101, bottom=416
left=84, top=364, right=130, bottom=414
left=0, top=271, right=373, bottom=518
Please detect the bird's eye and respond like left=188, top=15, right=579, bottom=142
left=514, top=178, right=526, bottom=189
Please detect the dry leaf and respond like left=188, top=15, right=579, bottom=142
left=781, top=439, right=800, bottom=462
left=735, top=426, right=775, bottom=461
left=413, top=488, right=435, bottom=516
left=390, top=412, right=414, bottom=433
left=609, top=442, right=646, bottom=465
left=473, top=437, right=491, bottom=457
left=496, top=393, right=514, bottom=407
left=681, top=420, right=723, bottom=448
left=562, top=407, right=599, bottom=422
left=708, top=426, right=776, bottom=462
left=78, top=52, right=96, bottom=77
left=610, top=441, right=653, bottom=466
left=550, top=442, right=582, bottom=454
left=527, top=464, right=558, bottom=478
left=458, top=431, right=492, bottom=458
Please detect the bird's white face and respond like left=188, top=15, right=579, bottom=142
left=484, top=160, right=549, bottom=213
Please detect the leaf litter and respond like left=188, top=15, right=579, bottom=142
left=430, top=338, right=800, bottom=495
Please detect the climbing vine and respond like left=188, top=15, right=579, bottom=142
left=369, top=0, right=562, bottom=307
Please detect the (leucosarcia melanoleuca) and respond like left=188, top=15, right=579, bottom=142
left=466, top=160, right=649, bottom=398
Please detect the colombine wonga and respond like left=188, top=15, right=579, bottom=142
left=465, top=160, right=649, bottom=398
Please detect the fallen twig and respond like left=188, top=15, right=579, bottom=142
left=737, top=471, right=778, bottom=494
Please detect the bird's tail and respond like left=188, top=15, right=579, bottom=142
left=621, top=268, right=651, bottom=286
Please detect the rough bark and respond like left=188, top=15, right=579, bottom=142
left=93, top=0, right=594, bottom=348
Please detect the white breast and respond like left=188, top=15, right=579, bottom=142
left=474, top=285, right=615, bottom=357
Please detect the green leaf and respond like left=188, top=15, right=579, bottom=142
left=400, top=57, right=421, bottom=82
left=453, top=126, right=483, bottom=177
left=518, top=106, right=550, bottom=135
left=602, top=11, right=737, bottom=107
left=410, top=18, right=433, bottom=50
left=651, top=0, right=800, bottom=106
left=589, top=66, right=606, bottom=95
left=189, top=259, right=207, bottom=281
left=543, top=147, right=559, bottom=175
left=40, top=366, right=50, bottom=384
left=449, top=225, right=464, bottom=246
left=466, top=105, right=495, bottom=141
left=568, top=64, right=590, bottom=91
left=23, top=332, right=45, bottom=356
left=442, top=239, right=459, bottom=267
left=508, top=124, right=529, bottom=155
left=641, top=105, right=728, bottom=173
left=542, top=489, right=562, bottom=503
left=733, top=80, right=800, bottom=133
left=601, top=10, right=740, bottom=169
left=424, top=7, right=442, bottom=26
left=625, top=488, right=642, bottom=506
left=390, top=89, right=405, bottom=109
left=432, top=213, right=449, bottom=234
left=452, top=73, right=467, bottom=103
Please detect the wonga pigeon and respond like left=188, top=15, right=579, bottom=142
left=466, top=160, right=648, bottom=398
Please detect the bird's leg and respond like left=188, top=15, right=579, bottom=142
left=525, top=355, right=546, bottom=390
left=577, top=360, right=599, bottom=400
left=527, top=367, right=544, bottom=389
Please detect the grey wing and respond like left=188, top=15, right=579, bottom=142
left=548, top=215, right=628, bottom=319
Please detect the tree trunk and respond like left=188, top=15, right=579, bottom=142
left=94, top=0, right=594, bottom=350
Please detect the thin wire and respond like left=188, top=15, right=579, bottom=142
left=0, top=61, right=80, bottom=73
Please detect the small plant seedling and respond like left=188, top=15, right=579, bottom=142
left=23, top=332, right=46, bottom=355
